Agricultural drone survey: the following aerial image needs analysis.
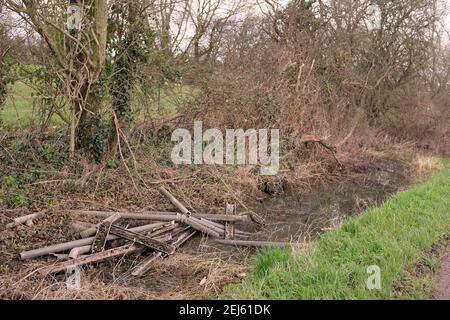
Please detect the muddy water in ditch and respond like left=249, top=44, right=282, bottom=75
left=252, top=161, right=411, bottom=242
left=131, top=161, right=411, bottom=297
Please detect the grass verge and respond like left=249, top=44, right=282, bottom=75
left=1, top=81, right=36, bottom=126
left=224, top=168, right=450, bottom=299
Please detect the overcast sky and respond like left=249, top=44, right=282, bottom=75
left=445, top=0, right=450, bottom=30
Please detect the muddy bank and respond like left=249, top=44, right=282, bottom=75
left=435, top=242, right=450, bottom=300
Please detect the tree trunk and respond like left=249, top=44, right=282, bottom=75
left=73, top=0, right=108, bottom=160
left=109, top=1, right=141, bottom=155
left=0, top=69, right=6, bottom=110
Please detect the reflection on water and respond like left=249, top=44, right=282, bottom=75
left=252, top=162, right=410, bottom=241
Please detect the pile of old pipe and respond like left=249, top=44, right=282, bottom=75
left=15, top=187, right=305, bottom=278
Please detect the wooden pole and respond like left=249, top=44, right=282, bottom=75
left=195, top=218, right=251, bottom=238
left=169, top=226, right=191, bottom=238
left=173, top=230, right=197, bottom=247
left=147, top=222, right=180, bottom=238
left=225, top=203, right=236, bottom=240
left=149, top=186, right=223, bottom=237
left=195, top=218, right=225, bottom=235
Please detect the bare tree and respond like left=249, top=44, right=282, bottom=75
left=0, top=2, right=12, bottom=109
left=146, top=0, right=248, bottom=63
left=4, top=0, right=108, bottom=157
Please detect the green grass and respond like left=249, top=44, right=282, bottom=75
left=1, top=62, right=199, bottom=127
left=0, top=81, right=36, bottom=126
left=224, top=169, right=450, bottom=300
left=133, top=84, right=200, bottom=120
left=1, top=80, right=197, bottom=127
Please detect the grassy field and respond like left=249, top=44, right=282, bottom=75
left=132, top=84, right=198, bottom=120
left=0, top=81, right=36, bottom=127
left=1, top=80, right=195, bottom=127
left=224, top=168, right=450, bottom=300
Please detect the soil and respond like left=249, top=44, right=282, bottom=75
left=435, top=246, right=450, bottom=300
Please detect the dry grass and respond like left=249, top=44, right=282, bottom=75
left=140, top=251, right=250, bottom=299
left=413, top=154, right=447, bottom=177
left=0, top=274, right=159, bottom=300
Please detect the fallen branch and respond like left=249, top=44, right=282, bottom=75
left=299, top=135, right=342, bottom=167
left=51, top=253, right=70, bottom=261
